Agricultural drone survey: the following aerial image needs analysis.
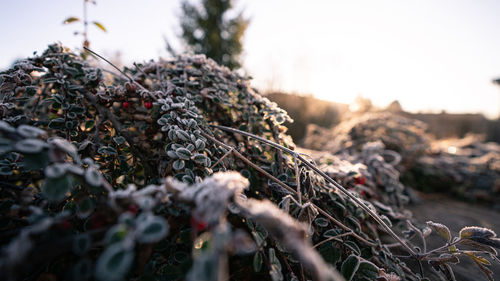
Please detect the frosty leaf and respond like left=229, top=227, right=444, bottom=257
left=49, top=137, right=77, bottom=156
left=341, top=254, right=360, bottom=281
left=73, top=233, right=91, bottom=255
left=85, top=167, right=102, bottom=187
left=98, top=146, right=117, bottom=155
left=77, top=197, right=95, bottom=218
left=192, top=153, right=209, bottom=166
left=460, top=227, right=496, bottom=239
left=95, top=243, right=134, bottom=281
left=427, top=221, right=451, bottom=242
left=16, top=125, right=45, bottom=138
left=43, top=175, right=73, bottom=201
left=173, top=159, right=185, bottom=170
left=357, top=260, right=378, bottom=280
left=195, top=139, right=206, bottom=151
left=113, top=136, right=126, bottom=145
left=72, top=258, right=92, bottom=281
left=135, top=215, right=169, bottom=243
left=45, top=163, right=68, bottom=178
left=253, top=252, right=262, bottom=272
left=460, top=227, right=500, bottom=248
left=15, top=139, right=47, bottom=154
left=175, top=147, right=191, bottom=160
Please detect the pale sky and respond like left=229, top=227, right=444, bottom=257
left=1, top=0, right=500, bottom=118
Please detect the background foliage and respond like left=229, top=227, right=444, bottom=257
left=179, top=0, right=249, bottom=69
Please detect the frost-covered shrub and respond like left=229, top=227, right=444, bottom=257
left=303, top=112, right=429, bottom=168
left=0, top=44, right=498, bottom=281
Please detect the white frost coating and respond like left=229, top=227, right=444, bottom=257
left=239, top=199, right=345, bottom=281
left=165, top=171, right=249, bottom=226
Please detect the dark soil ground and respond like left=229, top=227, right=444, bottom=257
left=408, top=193, right=500, bottom=281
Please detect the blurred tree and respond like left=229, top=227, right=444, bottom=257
left=179, top=0, right=249, bottom=69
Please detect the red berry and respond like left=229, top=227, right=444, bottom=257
left=144, top=101, right=153, bottom=109
left=191, top=217, right=207, bottom=231
left=122, top=101, right=130, bottom=109
left=354, top=176, right=366, bottom=185
left=128, top=204, right=138, bottom=215
left=60, top=219, right=71, bottom=230
left=90, top=213, right=107, bottom=229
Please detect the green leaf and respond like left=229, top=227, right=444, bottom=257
left=0, top=137, right=13, bottom=154
left=135, top=215, right=169, bottom=243
left=95, top=243, right=134, bottom=281
left=77, top=198, right=96, bottom=218
left=344, top=240, right=361, bottom=256
left=318, top=243, right=341, bottom=265
left=73, top=233, right=92, bottom=255
left=14, top=139, right=47, bottom=154
left=323, top=228, right=342, bottom=238
left=84, top=120, right=95, bottom=130
left=49, top=137, right=77, bottom=156
left=43, top=175, right=73, bottom=201
left=113, top=136, right=126, bottom=145
left=176, top=130, right=191, bottom=142
left=314, top=217, right=329, bottom=227
left=92, top=21, right=107, bottom=32
left=192, top=153, right=209, bottom=166
left=175, top=147, right=191, bottom=160
left=16, top=125, right=45, bottom=138
left=98, top=146, right=117, bottom=155
left=45, top=163, right=68, bottom=178
left=341, top=254, right=360, bottom=281
left=63, top=16, right=80, bottom=24
left=85, top=168, right=102, bottom=187
left=167, top=150, right=178, bottom=159
left=72, top=258, right=92, bottom=281
left=173, top=159, right=185, bottom=170
left=253, top=252, right=262, bottom=272
left=357, top=260, right=379, bottom=279
left=268, top=248, right=283, bottom=281
left=0, top=165, right=12, bottom=176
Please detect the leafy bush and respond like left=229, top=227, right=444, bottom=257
left=0, top=44, right=499, bottom=281
left=407, top=135, right=500, bottom=202
left=303, top=112, right=429, bottom=169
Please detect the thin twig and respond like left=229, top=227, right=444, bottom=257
left=201, top=132, right=376, bottom=247
left=210, top=147, right=234, bottom=169
left=83, top=47, right=133, bottom=81
left=83, top=47, right=150, bottom=93
left=211, top=125, right=416, bottom=257
left=293, top=153, right=301, bottom=205
left=313, top=231, right=352, bottom=249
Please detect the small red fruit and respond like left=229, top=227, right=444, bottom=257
left=122, top=101, right=130, bottom=109
left=60, top=219, right=71, bottom=230
left=128, top=204, right=138, bottom=215
left=354, top=176, right=366, bottom=185
left=191, top=217, right=207, bottom=231
left=144, top=101, right=153, bottom=109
